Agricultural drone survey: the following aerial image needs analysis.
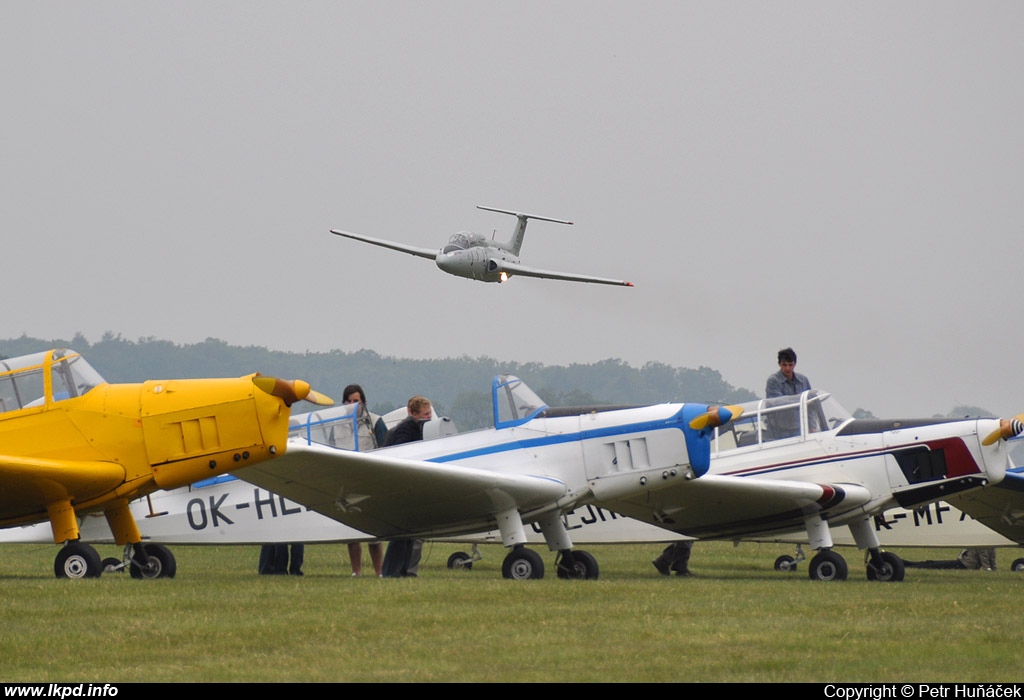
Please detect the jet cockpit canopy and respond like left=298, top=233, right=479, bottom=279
left=441, top=231, right=487, bottom=254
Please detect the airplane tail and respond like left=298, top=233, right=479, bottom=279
left=477, top=206, right=572, bottom=256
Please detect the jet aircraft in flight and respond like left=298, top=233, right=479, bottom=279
left=331, top=206, right=633, bottom=286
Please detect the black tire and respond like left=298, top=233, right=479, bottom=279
left=54, top=542, right=103, bottom=579
left=446, top=551, right=473, bottom=570
left=866, top=551, right=905, bottom=582
left=808, top=550, right=848, bottom=581
left=101, top=557, right=123, bottom=574
left=556, top=549, right=600, bottom=580
left=501, top=547, right=545, bottom=580
left=774, top=555, right=797, bottom=572
left=129, top=543, right=177, bottom=579
left=1012, top=558, right=1024, bottom=573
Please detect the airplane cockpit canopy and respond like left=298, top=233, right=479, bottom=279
left=493, top=375, right=547, bottom=429
left=290, top=402, right=367, bottom=450
left=711, top=389, right=853, bottom=453
left=441, top=231, right=486, bottom=254
left=0, top=348, right=106, bottom=414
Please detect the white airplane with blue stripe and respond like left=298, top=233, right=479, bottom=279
left=241, top=376, right=724, bottom=580
left=236, top=375, right=1020, bottom=581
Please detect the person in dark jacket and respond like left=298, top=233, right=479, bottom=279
left=381, top=396, right=433, bottom=578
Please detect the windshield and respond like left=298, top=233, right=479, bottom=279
left=290, top=403, right=363, bottom=449
left=493, top=375, right=547, bottom=428
left=441, top=231, right=486, bottom=254
left=712, top=389, right=852, bottom=453
left=51, top=350, right=106, bottom=402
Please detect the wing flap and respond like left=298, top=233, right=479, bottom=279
left=237, top=440, right=568, bottom=538
left=0, top=455, right=127, bottom=521
left=601, top=474, right=872, bottom=539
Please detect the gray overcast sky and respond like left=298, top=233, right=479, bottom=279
left=3, top=2, right=1022, bottom=418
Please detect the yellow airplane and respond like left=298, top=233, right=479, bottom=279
left=0, top=347, right=332, bottom=579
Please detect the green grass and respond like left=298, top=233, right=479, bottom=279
left=1, top=541, right=1022, bottom=682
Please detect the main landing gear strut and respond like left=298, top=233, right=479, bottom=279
left=773, top=517, right=905, bottom=582
left=448, top=509, right=601, bottom=580
left=446, top=544, right=600, bottom=580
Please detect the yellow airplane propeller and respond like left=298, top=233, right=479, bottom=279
left=252, top=376, right=334, bottom=407
left=689, top=405, right=744, bottom=431
left=981, top=414, right=1024, bottom=446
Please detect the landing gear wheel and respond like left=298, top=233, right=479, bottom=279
left=447, top=551, right=473, bottom=570
left=774, top=555, right=798, bottom=572
left=1012, top=558, right=1024, bottom=573
left=556, top=550, right=600, bottom=580
left=808, top=550, right=848, bottom=581
left=54, top=542, right=102, bottom=579
left=501, top=547, right=545, bottom=580
left=129, top=543, right=177, bottom=579
left=866, top=551, right=905, bottom=582
left=101, top=557, right=124, bottom=574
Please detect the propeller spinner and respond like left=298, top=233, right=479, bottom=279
left=689, top=405, right=744, bottom=432
left=252, top=376, right=334, bottom=407
left=982, top=414, right=1024, bottom=446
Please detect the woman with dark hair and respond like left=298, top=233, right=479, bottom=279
left=341, top=384, right=387, bottom=577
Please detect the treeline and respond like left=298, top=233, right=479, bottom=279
left=0, top=333, right=759, bottom=430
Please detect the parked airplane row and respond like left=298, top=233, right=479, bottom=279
left=2, top=348, right=1022, bottom=582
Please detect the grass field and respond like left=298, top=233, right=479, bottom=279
left=1, top=540, right=1022, bottom=683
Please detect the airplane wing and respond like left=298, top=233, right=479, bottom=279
left=601, top=473, right=873, bottom=539
left=943, top=470, right=1024, bottom=544
left=494, top=259, right=634, bottom=287
left=0, top=455, right=126, bottom=520
left=236, top=440, right=568, bottom=538
left=330, top=229, right=438, bottom=260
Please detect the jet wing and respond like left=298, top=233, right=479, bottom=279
left=943, top=470, right=1024, bottom=544
left=330, top=229, right=438, bottom=260
left=237, top=440, right=569, bottom=538
left=600, top=474, right=872, bottom=539
left=494, top=260, right=633, bottom=287
left=0, top=455, right=127, bottom=521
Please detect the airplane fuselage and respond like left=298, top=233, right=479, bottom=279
left=0, top=350, right=300, bottom=545
left=434, top=243, right=516, bottom=283
left=328, top=401, right=709, bottom=539
left=607, top=391, right=1010, bottom=545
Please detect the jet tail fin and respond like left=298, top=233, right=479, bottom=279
left=477, top=205, right=572, bottom=255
